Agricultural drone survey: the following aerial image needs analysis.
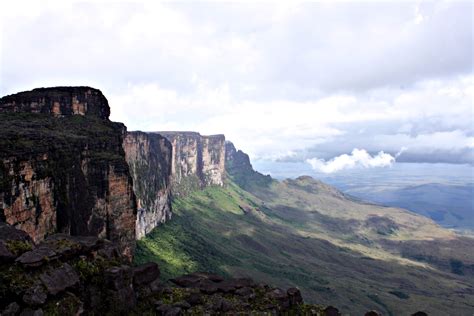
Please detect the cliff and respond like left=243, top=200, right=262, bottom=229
left=154, top=132, right=226, bottom=196
left=0, top=87, right=136, bottom=258
left=123, top=132, right=172, bottom=239
left=225, top=141, right=272, bottom=191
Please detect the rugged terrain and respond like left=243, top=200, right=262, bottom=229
left=0, top=87, right=136, bottom=258
left=136, top=142, right=474, bottom=315
left=0, top=222, right=335, bottom=315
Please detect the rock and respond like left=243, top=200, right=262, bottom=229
left=173, top=301, right=191, bottom=310
left=170, top=274, right=202, bottom=287
left=1, top=302, right=20, bottom=316
left=287, top=287, right=303, bottom=306
left=0, top=87, right=137, bottom=259
left=149, top=278, right=163, bottom=293
left=198, top=279, right=219, bottom=294
left=104, top=265, right=136, bottom=312
left=105, top=265, right=133, bottom=291
left=49, top=292, right=84, bottom=316
left=324, top=306, right=342, bottom=316
left=0, top=223, right=32, bottom=242
left=19, top=308, right=43, bottom=316
left=192, top=272, right=224, bottom=282
left=132, top=262, right=160, bottom=286
left=16, top=247, right=58, bottom=267
left=22, top=285, right=47, bottom=306
left=212, top=298, right=233, bottom=312
left=267, top=288, right=288, bottom=300
left=235, top=287, right=255, bottom=297
left=156, top=304, right=182, bottom=316
left=124, top=132, right=173, bottom=239
left=39, top=263, right=79, bottom=295
left=186, top=293, right=204, bottom=306
left=411, top=312, right=428, bottom=316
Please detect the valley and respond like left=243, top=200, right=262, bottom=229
left=136, top=146, right=474, bottom=315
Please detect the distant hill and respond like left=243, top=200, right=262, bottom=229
left=352, top=183, right=474, bottom=232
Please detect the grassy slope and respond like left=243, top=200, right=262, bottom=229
left=136, top=179, right=474, bottom=315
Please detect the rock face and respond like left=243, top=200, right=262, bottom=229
left=123, top=132, right=172, bottom=239
left=0, top=87, right=136, bottom=258
left=123, top=131, right=226, bottom=238
left=0, top=86, right=110, bottom=119
left=157, top=132, right=226, bottom=195
left=225, top=141, right=272, bottom=190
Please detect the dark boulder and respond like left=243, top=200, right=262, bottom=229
left=132, top=262, right=160, bottom=286
left=186, top=293, right=204, bottom=306
left=324, top=306, right=342, bottom=316
left=16, top=247, right=58, bottom=268
left=22, top=285, right=47, bottom=306
left=287, top=287, right=303, bottom=306
left=39, top=263, right=79, bottom=295
left=1, top=302, right=20, bottom=316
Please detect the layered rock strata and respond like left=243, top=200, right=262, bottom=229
left=123, top=132, right=172, bottom=239
left=0, top=87, right=136, bottom=258
left=157, top=132, right=226, bottom=195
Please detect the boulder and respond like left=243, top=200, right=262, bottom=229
left=1, top=302, right=20, bottom=316
left=39, top=263, right=79, bottom=295
left=19, top=308, right=43, bottom=316
left=185, top=293, right=204, bottom=306
left=105, top=265, right=133, bottom=291
left=287, top=287, right=303, bottom=306
left=132, top=262, right=160, bottom=286
left=16, top=247, right=58, bottom=267
left=324, top=306, right=342, bottom=316
left=22, top=285, right=47, bottom=306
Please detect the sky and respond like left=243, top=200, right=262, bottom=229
left=0, top=0, right=473, bottom=172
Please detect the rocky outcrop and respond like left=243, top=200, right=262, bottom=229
left=0, top=86, right=110, bottom=119
left=0, top=223, right=325, bottom=315
left=123, top=132, right=172, bottom=239
left=0, top=87, right=136, bottom=258
left=157, top=132, right=226, bottom=195
left=225, top=141, right=272, bottom=190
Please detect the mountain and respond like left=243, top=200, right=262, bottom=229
left=0, top=87, right=329, bottom=315
left=0, top=87, right=136, bottom=258
left=136, top=142, right=474, bottom=315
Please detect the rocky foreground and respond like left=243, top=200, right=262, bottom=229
left=0, top=222, right=351, bottom=315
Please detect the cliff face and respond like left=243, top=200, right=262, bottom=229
left=0, top=87, right=136, bottom=258
left=123, top=132, right=172, bottom=239
left=157, top=132, right=226, bottom=196
left=225, top=141, right=272, bottom=191
left=0, top=86, right=110, bottom=119
left=122, top=132, right=225, bottom=238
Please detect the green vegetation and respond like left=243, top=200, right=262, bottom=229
left=136, top=175, right=474, bottom=315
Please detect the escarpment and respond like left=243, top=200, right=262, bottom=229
left=0, top=87, right=136, bottom=258
left=157, top=132, right=226, bottom=195
left=123, top=132, right=172, bottom=239
left=124, top=131, right=226, bottom=237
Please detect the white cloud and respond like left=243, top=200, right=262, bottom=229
left=0, top=1, right=472, bottom=164
left=306, top=149, right=396, bottom=173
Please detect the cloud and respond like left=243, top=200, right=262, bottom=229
left=0, top=1, right=472, bottom=165
left=306, top=149, right=397, bottom=173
